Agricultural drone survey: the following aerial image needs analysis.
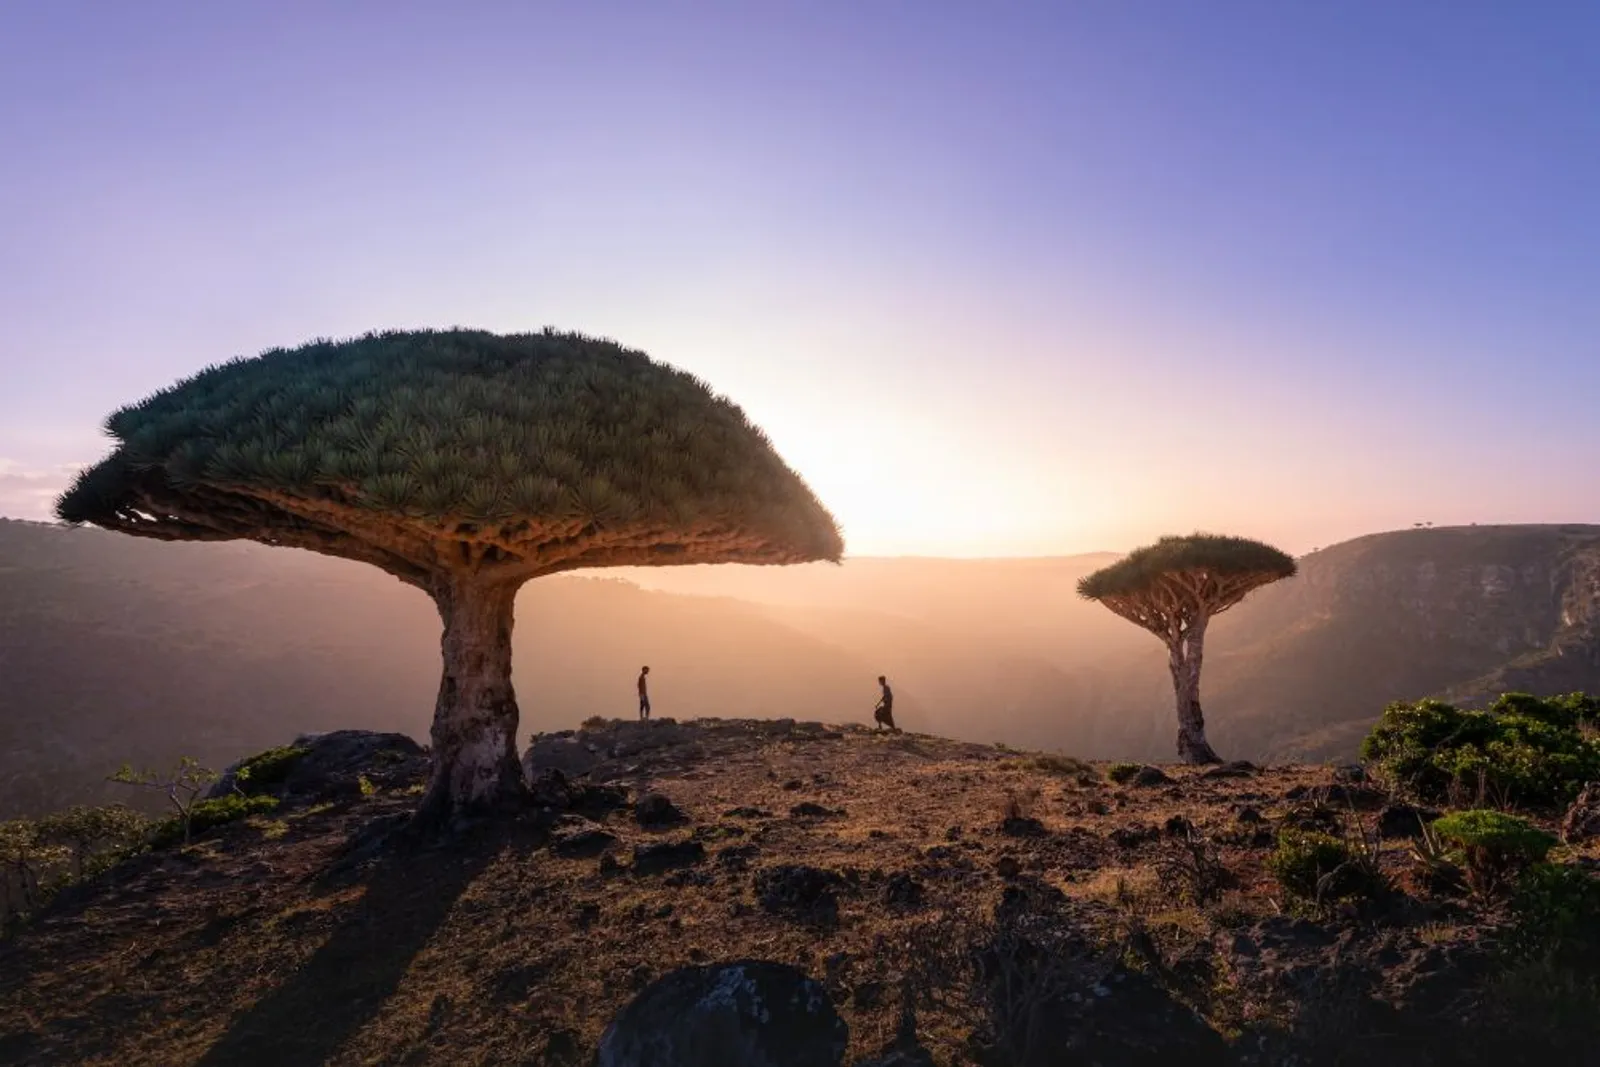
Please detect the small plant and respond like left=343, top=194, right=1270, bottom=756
left=1505, top=862, right=1600, bottom=967
left=149, top=794, right=279, bottom=848
left=1268, top=829, right=1381, bottom=906
left=1431, top=810, right=1556, bottom=895
left=109, top=757, right=219, bottom=846
left=581, top=715, right=611, bottom=730
left=357, top=774, right=377, bottom=797
left=1158, top=827, right=1235, bottom=906
left=1001, top=785, right=1042, bottom=823
left=1407, top=818, right=1463, bottom=891
left=232, top=745, right=309, bottom=795
left=1027, top=754, right=1097, bottom=784
left=1107, top=762, right=1142, bottom=785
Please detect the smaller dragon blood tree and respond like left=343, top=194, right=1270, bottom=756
left=1079, top=534, right=1296, bottom=764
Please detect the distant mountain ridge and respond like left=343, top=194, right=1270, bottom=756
left=2, top=518, right=1598, bottom=815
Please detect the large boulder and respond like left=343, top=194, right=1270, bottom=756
left=208, top=730, right=426, bottom=804
left=523, top=732, right=604, bottom=780
left=595, top=960, right=847, bottom=1067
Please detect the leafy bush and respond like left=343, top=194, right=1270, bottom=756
left=233, top=745, right=309, bottom=795
left=1359, top=692, right=1600, bottom=808
left=0, top=819, right=70, bottom=925
left=1107, top=762, right=1142, bottom=785
left=1431, top=810, right=1555, bottom=895
left=150, top=794, right=279, bottom=848
left=36, top=805, right=149, bottom=879
left=1268, top=829, right=1381, bottom=904
left=1506, top=863, right=1600, bottom=968
left=109, top=756, right=219, bottom=845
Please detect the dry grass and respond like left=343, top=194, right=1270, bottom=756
left=0, top=719, right=1553, bottom=1067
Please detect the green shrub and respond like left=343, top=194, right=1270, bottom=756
left=36, top=805, right=149, bottom=879
left=233, top=745, right=310, bottom=795
left=1506, top=863, right=1600, bottom=968
left=1431, top=810, right=1556, bottom=894
left=1359, top=692, right=1600, bottom=808
left=1107, top=762, right=1142, bottom=785
left=151, top=794, right=279, bottom=847
left=1268, top=829, right=1380, bottom=903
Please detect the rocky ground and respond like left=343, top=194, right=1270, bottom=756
left=0, top=718, right=1596, bottom=1066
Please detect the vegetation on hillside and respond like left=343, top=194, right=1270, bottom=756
left=1360, top=692, right=1600, bottom=807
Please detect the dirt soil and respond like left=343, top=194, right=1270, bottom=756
left=0, top=718, right=1594, bottom=1066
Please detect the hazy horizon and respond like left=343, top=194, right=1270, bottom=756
left=3, top=4, right=1596, bottom=556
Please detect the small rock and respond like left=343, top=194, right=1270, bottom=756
left=1132, top=766, right=1174, bottom=788
left=575, top=902, right=601, bottom=929
left=1000, top=816, right=1046, bottom=836
left=882, top=872, right=925, bottom=909
left=755, top=864, right=846, bottom=921
left=552, top=818, right=619, bottom=858
left=781, top=780, right=804, bottom=791
left=789, top=802, right=841, bottom=819
left=1163, top=815, right=1195, bottom=838
left=595, top=960, right=849, bottom=1067
left=995, top=856, right=1022, bottom=879
left=632, top=840, right=706, bottom=876
left=1333, top=764, right=1368, bottom=783
left=1561, top=782, right=1600, bottom=844
left=599, top=853, right=623, bottom=877
left=637, top=792, right=688, bottom=827
left=1235, top=806, right=1264, bottom=825
left=1377, top=802, right=1441, bottom=839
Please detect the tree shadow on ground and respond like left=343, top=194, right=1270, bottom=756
left=195, top=820, right=525, bottom=1067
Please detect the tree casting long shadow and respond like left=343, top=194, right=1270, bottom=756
left=195, top=829, right=508, bottom=1067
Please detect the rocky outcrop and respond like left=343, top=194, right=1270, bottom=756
left=208, top=730, right=426, bottom=804
left=1560, top=782, right=1600, bottom=844
left=595, top=960, right=847, bottom=1067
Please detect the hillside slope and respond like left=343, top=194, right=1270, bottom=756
left=1, top=720, right=1595, bottom=1066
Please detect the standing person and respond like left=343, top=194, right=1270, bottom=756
left=637, top=665, right=651, bottom=721
left=873, top=674, right=898, bottom=732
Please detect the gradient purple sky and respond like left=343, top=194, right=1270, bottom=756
left=2, top=2, right=1596, bottom=556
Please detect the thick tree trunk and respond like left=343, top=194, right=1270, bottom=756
left=1166, top=617, right=1223, bottom=765
left=417, top=576, right=527, bottom=824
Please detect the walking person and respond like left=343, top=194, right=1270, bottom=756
left=873, top=674, right=899, bottom=732
left=637, top=665, right=651, bottom=721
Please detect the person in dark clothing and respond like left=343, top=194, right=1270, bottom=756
left=638, top=665, right=651, bottom=720
left=873, top=675, right=898, bottom=732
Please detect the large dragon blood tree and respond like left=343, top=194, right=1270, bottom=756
left=1077, top=534, right=1296, bottom=764
left=57, top=329, right=843, bottom=823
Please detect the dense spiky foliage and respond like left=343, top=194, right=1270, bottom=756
left=57, top=328, right=842, bottom=584
left=59, top=329, right=843, bottom=824
left=1078, top=534, right=1297, bottom=764
left=1076, top=534, right=1297, bottom=621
